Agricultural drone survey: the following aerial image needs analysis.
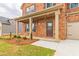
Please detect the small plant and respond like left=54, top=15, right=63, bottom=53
left=13, top=35, right=21, bottom=39
left=16, top=35, right=21, bottom=38
left=10, top=32, right=12, bottom=40
left=16, top=39, right=21, bottom=42
left=15, top=35, right=21, bottom=42
left=13, top=35, right=17, bottom=38
left=13, top=35, right=21, bottom=42
left=22, top=36, right=27, bottom=40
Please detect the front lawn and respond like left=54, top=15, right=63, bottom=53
left=0, top=41, right=55, bottom=56
left=0, top=35, right=14, bottom=40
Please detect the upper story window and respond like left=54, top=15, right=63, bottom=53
left=26, top=5, right=35, bottom=14
left=45, top=3, right=56, bottom=8
left=69, top=3, right=79, bottom=8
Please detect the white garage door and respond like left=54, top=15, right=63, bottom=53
left=67, top=22, right=79, bottom=39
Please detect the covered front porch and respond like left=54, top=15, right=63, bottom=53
left=15, top=4, right=62, bottom=41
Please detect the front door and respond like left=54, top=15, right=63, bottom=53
left=46, top=20, right=53, bottom=37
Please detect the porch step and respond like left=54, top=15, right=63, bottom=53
left=39, top=39, right=60, bottom=43
left=20, top=35, right=60, bottom=42
left=33, top=36, right=60, bottom=43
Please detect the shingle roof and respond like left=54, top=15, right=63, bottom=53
left=0, top=16, right=11, bottom=25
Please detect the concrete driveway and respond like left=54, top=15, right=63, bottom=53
left=32, top=39, right=79, bottom=56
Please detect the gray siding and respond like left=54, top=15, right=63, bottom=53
left=2, top=20, right=16, bottom=35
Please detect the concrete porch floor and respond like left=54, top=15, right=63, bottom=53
left=32, top=39, right=79, bottom=56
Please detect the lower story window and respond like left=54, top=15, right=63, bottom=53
left=26, top=23, right=36, bottom=32
left=26, top=24, right=29, bottom=32
left=19, top=22, right=22, bottom=32
left=32, top=23, right=36, bottom=32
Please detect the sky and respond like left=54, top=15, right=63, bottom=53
left=0, top=3, right=22, bottom=19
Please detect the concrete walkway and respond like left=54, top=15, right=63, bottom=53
left=32, top=39, right=79, bottom=56
left=32, top=40, right=58, bottom=50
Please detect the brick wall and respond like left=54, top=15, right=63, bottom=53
left=67, top=4, right=79, bottom=22
left=32, top=15, right=55, bottom=38
left=21, top=3, right=44, bottom=16
left=59, top=4, right=67, bottom=40
left=35, top=3, right=45, bottom=11
left=21, top=3, right=65, bottom=39
left=21, top=3, right=79, bottom=40
left=59, top=11, right=66, bottom=40
left=60, top=3, right=79, bottom=39
left=20, top=22, right=29, bottom=36
left=67, top=14, right=79, bottom=22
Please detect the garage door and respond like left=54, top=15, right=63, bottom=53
left=67, top=22, right=79, bottom=39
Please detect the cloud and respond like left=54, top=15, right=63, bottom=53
left=0, top=3, right=22, bottom=18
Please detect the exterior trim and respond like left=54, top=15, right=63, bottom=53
left=15, top=4, right=62, bottom=21
left=67, top=10, right=79, bottom=15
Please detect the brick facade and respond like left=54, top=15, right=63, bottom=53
left=32, top=15, right=55, bottom=38
left=67, top=6, right=79, bottom=22
left=17, top=3, right=79, bottom=40
left=21, top=3, right=44, bottom=16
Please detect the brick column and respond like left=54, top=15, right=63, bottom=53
left=55, top=10, right=60, bottom=40
left=29, top=17, right=32, bottom=39
left=16, top=21, right=19, bottom=35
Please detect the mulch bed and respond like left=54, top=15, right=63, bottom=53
left=5, top=38, right=38, bottom=45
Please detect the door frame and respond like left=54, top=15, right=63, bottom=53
left=46, top=19, right=53, bottom=37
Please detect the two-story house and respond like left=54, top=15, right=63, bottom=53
left=15, top=3, right=79, bottom=41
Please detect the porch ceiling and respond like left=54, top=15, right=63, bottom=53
left=15, top=4, right=63, bottom=22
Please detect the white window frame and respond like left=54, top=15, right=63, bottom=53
left=26, top=8, right=30, bottom=12
left=26, top=4, right=35, bottom=13
left=30, top=5, right=35, bottom=11
left=45, top=3, right=56, bottom=8
left=69, top=3, right=79, bottom=9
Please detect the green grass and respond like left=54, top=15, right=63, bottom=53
left=0, top=41, right=55, bottom=56
left=0, top=35, right=14, bottom=40
left=0, top=36, right=10, bottom=40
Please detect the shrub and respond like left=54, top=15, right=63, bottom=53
left=14, top=35, right=21, bottom=42
left=16, top=35, right=21, bottom=38
left=13, top=35, right=17, bottom=38
left=16, top=39, right=21, bottom=42
left=13, top=35, right=21, bottom=39
left=22, top=36, right=27, bottom=40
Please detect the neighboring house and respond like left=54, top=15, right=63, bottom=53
left=15, top=3, right=79, bottom=40
left=0, top=16, right=16, bottom=36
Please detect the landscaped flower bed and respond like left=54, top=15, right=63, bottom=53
left=0, top=35, right=38, bottom=45
left=6, top=39, right=38, bottom=45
